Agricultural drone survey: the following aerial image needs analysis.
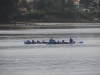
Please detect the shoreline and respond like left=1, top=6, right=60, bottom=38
left=0, top=18, right=100, bottom=24
left=16, top=19, right=100, bottom=23
left=0, top=22, right=100, bottom=30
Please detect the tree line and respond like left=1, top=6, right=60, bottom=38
left=0, top=0, right=18, bottom=23
left=0, top=0, right=100, bottom=23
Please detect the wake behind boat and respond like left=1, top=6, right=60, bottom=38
left=24, top=38, right=83, bottom=44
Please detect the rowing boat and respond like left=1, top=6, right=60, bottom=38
left=24, top=38, right=83, bottom=44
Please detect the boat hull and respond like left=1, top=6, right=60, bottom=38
left=24, top=41, right=75, bottom=44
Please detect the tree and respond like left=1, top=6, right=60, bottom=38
left=99, top=0, right=100, bottom=7
left=32, top=0, right=38, bottom=9
left=0, top=0, right=18, bottom=23
left=37, top=0, right=46, bottom=9
left=80, top=0, right=92, bottom=8
left=18, top=0, right=28, bottom=8
left=66, top=0, right=74, bottom=10
left=62, top=0, right=65, bottom=11
left=45, top=0, right=53, bottom=9
left=91, top=0, right=100, bottom=9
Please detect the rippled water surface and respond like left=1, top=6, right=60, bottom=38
left=0, top=23, right=100, bottom=75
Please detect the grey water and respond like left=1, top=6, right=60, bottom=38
left=0, top=23, right=100, bottom=75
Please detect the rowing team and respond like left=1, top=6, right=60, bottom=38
left=24, top=38, right=75, bottom=44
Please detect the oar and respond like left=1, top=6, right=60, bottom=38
left=76, top=41, right=83, bottom=44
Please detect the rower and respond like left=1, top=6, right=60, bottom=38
left=27, top=40, right=31, bottom=44
left=69, top=38, right=73, bottom=43
left=32, top=40, right=35, bottom=43
left=49, top=38, right=55, bottom=43
left=42, top=40, right=44, bottom=43
left=62, top=40, right=65, bottom=43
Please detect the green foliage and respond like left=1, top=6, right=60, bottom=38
left=25, top=10, right=46, bottom=19
left=89, top=12, right=100, bottom=19
left=61, top=11, right=74, bottom=19
left=46, top=10, right=62, bottom=16
left=1, top=0, right=98, bottom=22
left=88, top=6, right=95, bottom=10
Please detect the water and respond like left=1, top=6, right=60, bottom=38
left=0, top=23, right=100, bottom=75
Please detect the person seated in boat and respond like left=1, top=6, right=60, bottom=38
left=37, top=40, right=40, bottom=43
left=62, top=40, right=65, bottom=43
left=69, top=38, right=73, bottom=43
left=49, top=38, right=53, bottom=41
left=42, top=40, right=46, bottom=43
left=32, top=40, right=35, bottom=43
left=42, top=40, right=44, bottom=43
left=27, top=40, right=31, bottom=43
left=49, top=38, right=55, bottom=43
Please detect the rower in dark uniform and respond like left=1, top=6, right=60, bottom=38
left=69, top=38, right=73, bottom=43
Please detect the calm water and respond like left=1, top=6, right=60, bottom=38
left=0, top=23, right=100, bottom=75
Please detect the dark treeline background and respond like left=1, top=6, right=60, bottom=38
left=0, top=0, right=100, bottom=23
left=0, top=0, right=18, bottom=23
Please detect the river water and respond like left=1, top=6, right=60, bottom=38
left=0, top=23, right=100, bottom=75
